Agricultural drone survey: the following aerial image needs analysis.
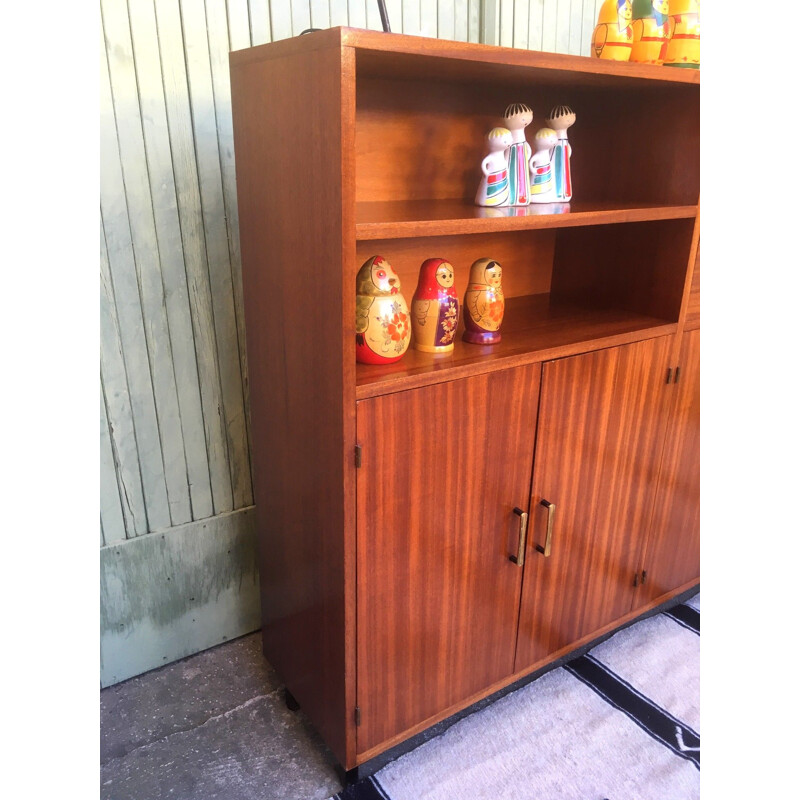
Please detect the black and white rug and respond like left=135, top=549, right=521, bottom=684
left=333, top=594, right=700, bottom=800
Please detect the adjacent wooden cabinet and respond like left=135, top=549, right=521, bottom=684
left=230, top=28, right=700, bottom=777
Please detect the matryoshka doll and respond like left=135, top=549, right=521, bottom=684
left=630, top=0, right=672, bottom=65
left=475, top=127, right=513, bottom=207
left=355, top=255, right=411, bottom=365
left=411, top=258, right=460, bottom=354
left=463, top=258, right=505, bottom=345
left=592, top=0, right=634, bottom=60
left=663, top=0, right=699, bottom=68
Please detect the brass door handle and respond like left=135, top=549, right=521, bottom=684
left=535, top=499, right=556, bottom=557
left=509, top=506, right=529, bottom=567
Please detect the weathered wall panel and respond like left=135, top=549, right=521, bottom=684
left=100, top=0, right=596, bottom=685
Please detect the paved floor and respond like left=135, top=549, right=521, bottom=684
left=100, top=632, right=342, bottom=800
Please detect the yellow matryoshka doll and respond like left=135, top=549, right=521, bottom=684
left=630, top=0, right=672, bottom=64
left=355, top=255, right=411, bottom=365
left=663, top=0, right=699, bottom=68
left=411, top=258, right=459, bottom=354
left=592, top=0, right=634, bottom=61
left=462, top=258, right=505, bottom=345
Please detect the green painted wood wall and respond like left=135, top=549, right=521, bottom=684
left=99, top=0, right=603, bottom=687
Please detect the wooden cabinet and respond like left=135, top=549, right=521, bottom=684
left=230, top=28, right=700, bottom=776
left=515, top=335, right=674, bottom=671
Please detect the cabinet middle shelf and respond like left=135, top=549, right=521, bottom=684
left=355, top=294, right=676, bottom=400
left=355, top=199, right=698, bottom=241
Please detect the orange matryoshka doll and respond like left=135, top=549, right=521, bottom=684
left=355, top=255, right=411, bottom=365
left=663, top=0, right=699, bottom=68
left=463, top=258, right=505, bottom=345
left=411, top=258, right=459, bottom=354
left=592, top=0, right=634, bottom=60
left=631, top=0, right=672, bottom=65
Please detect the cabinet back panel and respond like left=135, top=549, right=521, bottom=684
left=355, top=230, right=556, bottom=300
left=551, top=219, right=695, bottom=321
left=355, top=79, right=698, bottom=206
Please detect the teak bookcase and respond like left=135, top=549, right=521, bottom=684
left=230, top=27, right=700, bottom=780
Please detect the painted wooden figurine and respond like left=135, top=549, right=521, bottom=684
left=503, top=103, right=534, bottom=206
left=592, top=0, right=634, bottom=60
left=663, top=0, right=699, bottom=68
left=630, top=0, right=672, bottom=64
left=545, top=106, right=576, bottom=203
left=529, top=128, right=559, bottom=204
left=411, top=258, right=459, bottom=354
left=355, top=255, right=411, bottom=365
left=475, top=127, right=513, bottom=207
left=463, top=259, right=505, bottom=345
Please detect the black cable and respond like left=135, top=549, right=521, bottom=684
left=376, top=0, right=391, bottom=33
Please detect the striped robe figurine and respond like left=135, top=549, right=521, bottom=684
left=529, top=128, right=559, bottom=204
left=503, top=103, right=534, bottom=206
left=475, top=127, right=513, bottom=207
left=545, top=106, right=576, bottom=203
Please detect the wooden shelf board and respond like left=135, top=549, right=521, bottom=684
left=355, top=200, right=698, bottom=240
left=355, top=294, right=677, bottom=400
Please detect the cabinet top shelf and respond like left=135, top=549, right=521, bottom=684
left=230, top=27, right=700, bottom=89
left=356, top=200, right=698, bottom=240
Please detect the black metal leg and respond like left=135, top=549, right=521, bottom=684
left=283, top=687, right=300, bottom=712
left=334, top=763, right=362, bottom=788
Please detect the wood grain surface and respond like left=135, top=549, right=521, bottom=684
left=636, top=329, right=700, bottom=606
left=230, top=41, right=356, bottom=767
left=356, top=364, right=541, bottom=757
left=514, top=335, right=674, bottom=671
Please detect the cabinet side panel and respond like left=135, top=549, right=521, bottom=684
left=230, top=45, right=351, bottom=765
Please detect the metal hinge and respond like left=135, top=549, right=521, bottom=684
left=674, top=367, right=681, bottom=385
left=355, top=445, right=362, bottom=468
left=665, top=367, right=673, bottom=384
left=355, top=706, right=361, bottom=726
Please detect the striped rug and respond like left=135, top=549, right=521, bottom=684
left=333, top=593, right=699, bottom=800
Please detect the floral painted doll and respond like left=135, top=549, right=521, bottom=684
left=463, top=258, right=505, bottom=345
left=411, top=258, right=460, bottom=354
left=355, top=255, right=411, bottom=364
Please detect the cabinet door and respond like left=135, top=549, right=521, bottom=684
left=356, top=364, right=541, bottom=757
left=636, top=328, right=700, bottom=604
left=515, top=336, right=673, bottom=672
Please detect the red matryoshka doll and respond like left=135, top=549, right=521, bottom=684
left=462, top=258, right=505, bottom=345
left=355, top=255, right=411, bottom=365
left=411, top=258, right=459, bottom=354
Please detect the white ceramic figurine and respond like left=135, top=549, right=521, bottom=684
left=474, top=127, right=513, bottom=207
left=545, top=105, right=576, bottom=202
left=528, top=128, right=559, bottom=204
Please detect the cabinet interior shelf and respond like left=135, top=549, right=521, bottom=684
left=355, top=294, right=676, bottom=399
left=355, top=200, right=698, bottom=240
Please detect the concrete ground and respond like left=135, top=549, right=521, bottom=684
left=100, top=632, right=342, bottom=800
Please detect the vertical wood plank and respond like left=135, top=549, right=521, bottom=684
left=347, top=0, right=367, bottom=28
left=105, top=0, right=195, bottom=527
left=99, top=217, right=149, bottom=537
left=453, top=0, right=469, bottom=41
left=512, top=0, right=529, bottom=47
left=401, top=0, right=421, bottom=35
left=366, top=0, right=383, bottom=30
left=568, top=0, right=585, bottom=54
left=181, top=0, right=253, bottom=510
left=270, top=0, right=295, bottom=38
left=528, top=0, right=544, bottom=50
left=555, top=0, right=572, bottom=53
left=580, top=0, right=597, bottom=56
left=329, top=0, right=350, bottom=27
left=467, top=0, right=481, bottom=42
left=204, top=0, right=255, bottom=509
left=438, top=0, right=456, bottom=41
left=498, top=0, right=514, bottom=46
left=153, top=0, right=235, bottom=515
left=100, top=379, right=128, bottom=545
left=420, top=1, right=437, bottom=37
left=541, top=0, right=557, bottom=51
left=249, top=0, right=273, bottom=44
left=126, top=0, right=215, bottom=522
left=227, top=0, right=252, bottom=48
left=290, top=0, right=312, bottom=33
left=309, top=0, right=331, bottom=28
left=100, top=21, right=172, bottom=532
left=386, top=0, right=403, bottom=32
